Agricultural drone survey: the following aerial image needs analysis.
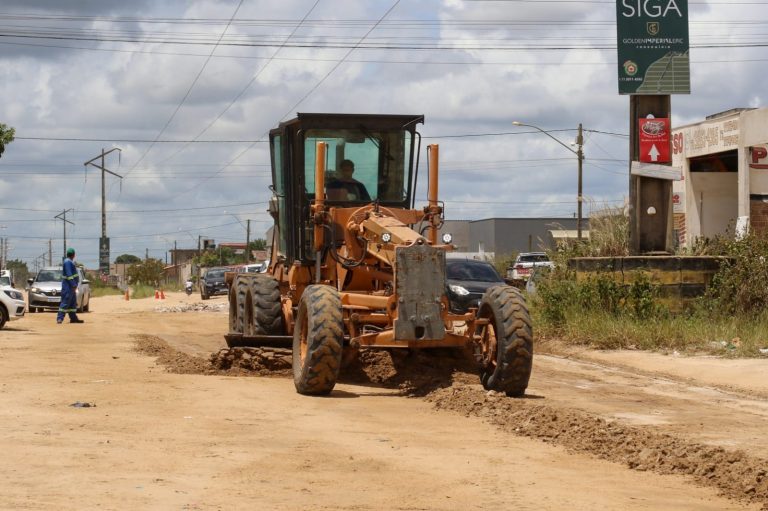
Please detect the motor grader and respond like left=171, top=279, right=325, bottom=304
left=226, top=113, right=533, bottom=396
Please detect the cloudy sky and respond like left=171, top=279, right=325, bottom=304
left=0, top=0, right=765, bottom=269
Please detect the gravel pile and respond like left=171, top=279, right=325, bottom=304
left=154, top=302, right=227, bottom=313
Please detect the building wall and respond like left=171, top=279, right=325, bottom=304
left=467, top=218, right=583, bottom=255
left=439, top=220, right=470, bottom=251
left=672, top=107, right=768, bottom=245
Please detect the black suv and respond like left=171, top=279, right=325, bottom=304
left=200, top=267, right=228, bottom=300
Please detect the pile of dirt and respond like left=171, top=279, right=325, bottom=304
left=133, top=334, right=212, bottom=374
left=209, top=347, right=292, bottom=376
left=342, top=348, right=478, bottom=396
left=133, top=335, right=293, bottom=377
left=427, top=384, right=768, bottom=509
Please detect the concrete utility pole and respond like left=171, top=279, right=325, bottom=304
left=54, top=209, right=74, bottom=261
left=48, top=239, right=52, bottom=266
left=84, top=147, right=122, bottom=274
left=245, top=219, right=251, bottom=264
left=512, top=121, right=585, bottom=240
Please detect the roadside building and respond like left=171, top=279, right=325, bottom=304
left=439, top=217, right=588, bottom=257
left=672, top=107, right=768, bottom=246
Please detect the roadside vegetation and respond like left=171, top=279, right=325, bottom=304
left=527, top=207, right=768, bottom=357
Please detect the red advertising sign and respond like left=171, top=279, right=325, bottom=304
left=639, top=117, right=671, bottom=163
left=750, top=146, right=768, bottom=170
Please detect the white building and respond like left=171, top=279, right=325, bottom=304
left=672, top=107, right=768, bottom=246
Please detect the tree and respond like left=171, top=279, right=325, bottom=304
left=0, top=123, right=15, bottom=158
left=5, top=259, right=28, bottom=286
left=115, top=253, right=141, bottom=264
left=250, top=238, right=268, bottom=251
left=126, top=258, right=164, bottom=287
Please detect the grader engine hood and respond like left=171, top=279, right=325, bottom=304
left=393, top=243, right=447, bottom=341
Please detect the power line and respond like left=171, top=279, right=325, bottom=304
left=125, top=0, right=246, bottom=174
left=153, top=0, right=322, bottom=167
left=171, top=0, right=405, bottom=198
left=0, top=200, right=267, bottom=214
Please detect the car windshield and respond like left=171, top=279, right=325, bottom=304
left=206, top=270, right=225, bottom=279
left=518, top=254, right=550, bottom=263
left=446, top=261, right=503, bottom=282
left=36, top=270, right=63, bottom=282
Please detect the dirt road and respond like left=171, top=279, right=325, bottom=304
left=1, top=292, right=766, bottom=510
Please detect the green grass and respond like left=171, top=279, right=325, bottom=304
left=90, top=287, right=124, bottom=298
left=531, top=303, right=768, bottom=357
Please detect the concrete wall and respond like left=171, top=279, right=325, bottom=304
left=689, top=172, right=739, bottom=239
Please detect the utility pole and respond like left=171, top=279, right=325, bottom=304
left=245, top=219, right=251, bottom=264
left=513, top=121, right=586, bottom=241
left=84, top=147, right=122, bottom=274
left=48, top=239, right=52, bottom=266
left=145, top=248, right=149, bottom=260
left=576, top=123, right=584, bottom=241
left=54, top=209, right=74, bottom=261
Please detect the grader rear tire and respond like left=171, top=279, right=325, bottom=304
left=476, top=285, right=533, bottom=397
left=292, top=285, right=343, bottom=395
left=226, top=276, right=252, bottom=348
left=249, top=275, right=283, bottom=335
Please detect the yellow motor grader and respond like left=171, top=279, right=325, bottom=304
left=226, top=113, right=532, bottom=396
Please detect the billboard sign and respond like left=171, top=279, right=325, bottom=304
left=99, top=236, right=110, bottom=275
left=616, top=0, right=690, bottom=94
left=639, top=117, right=671, bottom=163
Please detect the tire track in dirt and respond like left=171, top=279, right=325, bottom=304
left=134, top=334, right=768, bottom=509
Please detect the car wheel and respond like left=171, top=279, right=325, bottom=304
left=83, top=295, right=90, bottom=313
left=0, top=305, right=7, bottom=329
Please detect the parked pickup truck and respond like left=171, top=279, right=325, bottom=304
left=506, top=252, right=554, bottom=281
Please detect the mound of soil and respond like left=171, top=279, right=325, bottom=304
left=342, top=347, right=478, bottom=396
left=209, top=347, right=292, bottom=376
left=133, top=334, right=212, bottom=374
left=427, top=384, right=768, bottom=508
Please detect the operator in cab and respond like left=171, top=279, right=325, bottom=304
left=326, top=159, right=371, bottom=202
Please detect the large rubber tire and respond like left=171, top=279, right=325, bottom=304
left=292, top=285, right=344, bottom=395
left=476, top=285, right=533, bottom=397
left=250, top=275, right=283, bottom=335
left=227, top=276, right=252, bottom=347
left=0, top=305, right=7, bottom=329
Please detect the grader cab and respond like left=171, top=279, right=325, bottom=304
left=226, top=113, right=533, bottom=396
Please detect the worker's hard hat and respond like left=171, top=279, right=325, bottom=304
left=66, top=248, right=76, bottom=257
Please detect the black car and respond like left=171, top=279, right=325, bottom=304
left=201, top=267, right=229, bottom=300
left=445, top=259, right=505, bottom=313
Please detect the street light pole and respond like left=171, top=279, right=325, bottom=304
left=513, top=121, right=585, bottom=241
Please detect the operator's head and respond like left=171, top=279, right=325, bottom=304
left=339, top=159, right=355, bottom=179
left=66, top=247, right=75, bottom=259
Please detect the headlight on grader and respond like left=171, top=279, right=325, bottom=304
left=381, top=232, right=392, bottom=243
left=441, top=233, right=453, bottom=244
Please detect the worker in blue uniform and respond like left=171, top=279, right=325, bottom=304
left=57, top=247, right=84, bottom=324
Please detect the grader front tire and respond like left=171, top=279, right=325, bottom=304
left=292, top=285, right=344, bottom=396
left=226, top=276, right=252, bottom=348
left=476, top=285, right=533, bottom=397
left=249, top=276, right=283, bottom=335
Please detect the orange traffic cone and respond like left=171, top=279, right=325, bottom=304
left=124, top=289, right=130, bottom=301
left=160, top=289, right=166, bottom=300
left=154, top=289, right=160, bottom=300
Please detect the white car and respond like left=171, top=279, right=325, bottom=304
left=0, top=284, right=26, bottom=329
left=507, top=252, right=555, bottom=281
left=27, top=266, right=91, bottom=313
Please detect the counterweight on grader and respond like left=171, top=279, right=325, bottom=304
left=226, top=113, right=533, bottom=396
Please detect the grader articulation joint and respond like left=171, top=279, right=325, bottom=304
left=225, top=113, right=533, bottom=396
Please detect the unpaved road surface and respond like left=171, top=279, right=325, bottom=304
left=1, top=292, right=767, bottom=510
